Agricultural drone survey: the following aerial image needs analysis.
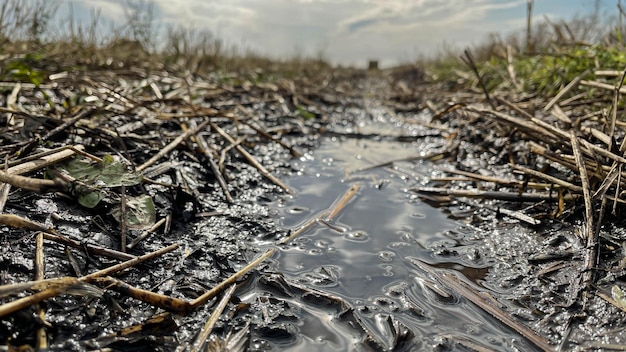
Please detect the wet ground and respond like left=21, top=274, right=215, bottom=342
left=2, top=69, right=626, bottom=352
left=259, top=103, right=542, bottom=351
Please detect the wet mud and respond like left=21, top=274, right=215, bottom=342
left=1, top=69, right=625, bottom=352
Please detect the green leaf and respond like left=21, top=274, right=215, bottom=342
left=77, top=188, right=106, bottom=208
left=57, top=156, right=141, bottom=187
left=110, top=195, right=156, bottom=230
left=296, top=106, right=316, bottom=120
left=47, top=155, right=142, bottom=208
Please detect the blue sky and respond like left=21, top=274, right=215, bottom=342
left=59, top=0, right=611, bottom=67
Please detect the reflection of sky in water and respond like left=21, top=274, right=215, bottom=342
left=277, top=135, right=459, bottom=300
left=64, top=0, right=593, bottom=67
left=270, top=134, right=538, bottom=351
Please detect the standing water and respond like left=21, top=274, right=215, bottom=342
left=260, top=108, right=541, bottom=351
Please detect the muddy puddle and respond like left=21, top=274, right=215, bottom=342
left=260, top=110, right=543, bottom=351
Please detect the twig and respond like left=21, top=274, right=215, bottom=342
left=609, top=68, right=626, bottom=151
left=0, top=159, right=9, bottom=213
left=0, top=244, right=179, bottom=317
left=409, top=258, right=555, bottom=352
left=211, top=122, right=294, bottom=194
left=191, top=284, right=237, bottom=352
left=506, top=45, right=522, bottom=91
left=43, top=232, right=136, bottom=261
left=0, top=213, right=137, bottom=261
left=580, top=79, right=626, bottom=94
left=593, top=163, right=620, bottom=200
left=236, top=105, right=302, bottom=157
left=0, top=170, right=61, bottom=192
left=279, top=184, right=360, bottom=244
left=511, top=164, right=583, bottom=192
left=495, top=206, right=541, bottom=225
left=613, top=72, right=626, bottom=216
left=429, top=103, right=465, bottom=121
left=97, top=249, right=273, bottom=315
left=327, top=184, right=360, bottom=220
left=188, top=249, right=274, bottom=312
left=35, top=232, right=48, bottom=350
left=466, top=106, right=560, bottom=142
left=128, top=217, right=167, bottom=249
left=184, top=119, right=233, bottom=203
left=219, top=137, right=243, bottom=174
left=467, top=201, right=541, bottom=225
left=460, top=49, right=496, bottom=109
left=496, top=97, right=535, bottom=120
left=44, top=108, right=96, bottom=143
left=120, top=185, right=127, bottom=252
left=598, top=288, right=626, bottom=314
left=82, top=77, right=140, bottom=108
left=526, top=0, right=534, bottom=53
left=65, top=247, right=83, bottom=276
left=570, top=131, right=598, bottom=299
left=7, top=145, right=84, bottom=175
left=411, top=186, right=576, bottom=202
left=136, top=119, right=210, bottom=173
left=205, top=143, right=234, bottom=203
left=0, top=213, right=57, bottom=232
left=6, top=83, right=20, bottom=126
left=583, top=126, right=611, bottom=145
left=279, top=218, right=319, bottom=246
left=0, top=277, right=85, bottom=299
left=0, top=183, right=9, bottom=213
left=595, top=70, right=624, bottom=76
left=559, top=92, right=587, bottom=107
left=550, top=105, right=572, bottom=125
left=95, top=276, right=192, bottom=313
left=543, top=70, right=589, bottom=111
left=570, top=132, right=594, bottom=239
left=444, top=168, right=524, bottom=187
left=476, top=105, right=626, bottom=165
left=442, top=270, right=554, bottom=351
left=82, top=243, right=179, bottom=281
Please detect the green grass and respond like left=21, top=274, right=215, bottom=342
left=422, top=1, right=626, bottom=96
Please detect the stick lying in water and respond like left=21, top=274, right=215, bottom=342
left=411, top=186, right=578, bottom=202
left=279, top=183, right=360, bottom=244
left=409, top=258, right=555, bottom=352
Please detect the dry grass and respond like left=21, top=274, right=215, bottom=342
left=0, top=0, right=334, bottom=83
left=1, top=1, right=623, bottom=91
left=419, top=1, right=626, bottom=94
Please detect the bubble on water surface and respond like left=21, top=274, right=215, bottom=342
left=287, top=206, right=309, bottom=214
left=378, top=250, right=395, bottom=262
left=344, top=230, right=369, bottom=242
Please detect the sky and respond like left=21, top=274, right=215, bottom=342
left=59, top=0, right=611, bottom=67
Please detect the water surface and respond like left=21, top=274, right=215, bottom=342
left=266, top=117, right=540, bottom=351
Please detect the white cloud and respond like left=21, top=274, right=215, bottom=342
left=69, top=0, right=129, bottom=22
left=64, top=0, right=585, bottom=67
left=326, top=0, right=529, bottom=64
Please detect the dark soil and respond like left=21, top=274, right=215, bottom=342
left=2, top=62, right=626, bottom=352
